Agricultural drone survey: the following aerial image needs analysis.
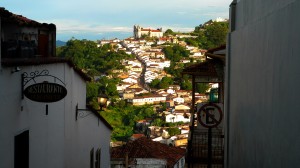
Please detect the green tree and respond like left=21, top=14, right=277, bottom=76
left=184, top=38, right=199, bottom=47
left=204, top=22, right=228, bottom=49
left=57, top=38, right=133, bottom=75
left=152, top=118, right=164, bottom=127
left=180, top=75, right=192, bottom=90
left=149, top=78, right=160, bottom=89
left=86, top=82, right=100, bottom=102
left=196, top=83, right=209, bottom=93
left=166, top=127, right=181, bottom=136
left=159, top=77, right=173, bottom=89
left=101, top=104, right=156, bottom=141
left=164, top=29, right=174, bottom=36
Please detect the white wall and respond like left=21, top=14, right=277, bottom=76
left=0, top=64, right=67, bottom=168
left=0, top=67, right=23, bottom=168
left=226, top=0, right=300, bottom=167
left=0, top=63, right=111, bottom=168
left=166, top=114, right=190, bottom=123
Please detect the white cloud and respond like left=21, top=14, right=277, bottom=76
left=44, top=19, right=195, bottom=36
left=43, top=19, right=131, bottom=34
left=5, top=0, right=231, bottom=40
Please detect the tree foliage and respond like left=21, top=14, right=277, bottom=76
left=57, top=38, right=133, bottom=106
left=183, top=21, right=229, bottom=49
left=196, top=83, right=210, bottom=94
left=101, top=104, right=156, bottom=141
left=166, top=127, right=181, bottom=136
left=180, top=75, right=192, bottom=90
left=164, top=29, right=175, bottom=36
left=204, top=22, right=228, bottom=49
left=149, top=76, right=174, bottom=89
left=163, top=44, right=190, bottom=62
left=57, top=38, right=134, bottom=75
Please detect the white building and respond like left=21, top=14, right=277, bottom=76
left=165, top=114, right=190, bottom=123
left=122, top=77, right=138, bottom=84
left=0, top=9, right=112, bottom=168
left=173, top=97, right=185, bottom=104
left=133, top=25, right=163, bottom=39
left=128, top=95, right=166, bottom=106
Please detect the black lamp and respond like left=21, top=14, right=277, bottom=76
left=76, top=92, right=108, bottom=120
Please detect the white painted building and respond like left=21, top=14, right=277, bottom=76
left=165, top=114, right=190, bottom=123
left=128, top=95, right=166, bottom=106
left=133, top=25, right=163, bottom=39
left=1, top=61, right=112, bottom=168
left=127, top=60, right=142, bottom=67
left=173, top=97, right=185, bottom=104
left=0, top=9, right=112, bottom=168
left=122, top=77, right=138, bottom=84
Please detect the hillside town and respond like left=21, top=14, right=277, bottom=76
left=95, top=24, right=228, bottom=167
left=0, top=7, right=228, bottom=168
left=5, top=0, right=299, bottom=167
left=98, top=24, right=219, bottom=106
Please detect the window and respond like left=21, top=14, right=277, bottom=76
left=181, top=158, right=184, bottom=168
left=95, top=148, right=101, bottom=168
left=90, top=148, right=94, bottom=168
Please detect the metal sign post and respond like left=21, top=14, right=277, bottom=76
left=197, top=103, right=223, bottom=168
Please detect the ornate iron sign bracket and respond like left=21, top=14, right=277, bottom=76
left=75, top=104, right=93, bottom=120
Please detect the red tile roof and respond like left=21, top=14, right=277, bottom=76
left=111, top=137, right=186, bottom=168
left=151, top=29, right=162, bottom=32
left=0, top=7, right=54, bottom=28
left=141, top=28, right=162, bottom=33
left=131, top=134, right=145, bottom=139
left=181, top=59, right=223, bottom=77
left=2, top=57, right=91, bottom=81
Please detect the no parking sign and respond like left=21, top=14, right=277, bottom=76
left=197, top=103, right=223, bottom=128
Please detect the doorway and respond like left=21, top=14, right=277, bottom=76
left=14, top=130, right=29, bottom=168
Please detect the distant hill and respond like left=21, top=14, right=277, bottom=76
left=56, top=40, right=66, bottom=47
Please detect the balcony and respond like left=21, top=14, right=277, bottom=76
left=182, top=45, right=226, bottom=168
left=0, top=8, right=56, bottom=59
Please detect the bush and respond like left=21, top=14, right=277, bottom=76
left=166, top=127, right=181, bottom=136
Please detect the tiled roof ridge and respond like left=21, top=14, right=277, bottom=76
left=1, top=57, right=91, bottom=81
left=0, top=7, right=53, bottom=27
left=111, top=137, right=185, bottom=167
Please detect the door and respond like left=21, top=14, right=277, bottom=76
left=14, top=130, right=29, bottom=168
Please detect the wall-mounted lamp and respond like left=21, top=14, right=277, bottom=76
left=11, top=67, right=21, bottom=73
left=97, top=93, right=108, bottom=111
left=75, top=93, right=108, bottom=120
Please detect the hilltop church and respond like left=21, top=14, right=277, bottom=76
left=133, top=25, right=163, bottom=39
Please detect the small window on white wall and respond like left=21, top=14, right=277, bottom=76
left=181, top=158, right=184, bottom=168
left=90, top=148, right=94, bottom=168
left=95, top=148, right=101, bottom=168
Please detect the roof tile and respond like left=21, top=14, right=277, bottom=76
left=111, top=137, right=186, bottom=167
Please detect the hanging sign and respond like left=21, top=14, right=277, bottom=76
left=23, top=82, right=67, bottom=103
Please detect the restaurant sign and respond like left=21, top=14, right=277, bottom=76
left=24, top=82, right=67, bottom=103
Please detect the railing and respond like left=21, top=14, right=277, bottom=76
left=187, top=127, right=224, bottom=168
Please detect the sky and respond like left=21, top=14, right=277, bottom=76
left=1, top=0, right=232, bottom=41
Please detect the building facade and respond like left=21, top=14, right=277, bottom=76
left=225, top=0, right=300, bottom=167
left=0, top=8, right=112, bottom=168
left=133, top=25, right=163, bottom=39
